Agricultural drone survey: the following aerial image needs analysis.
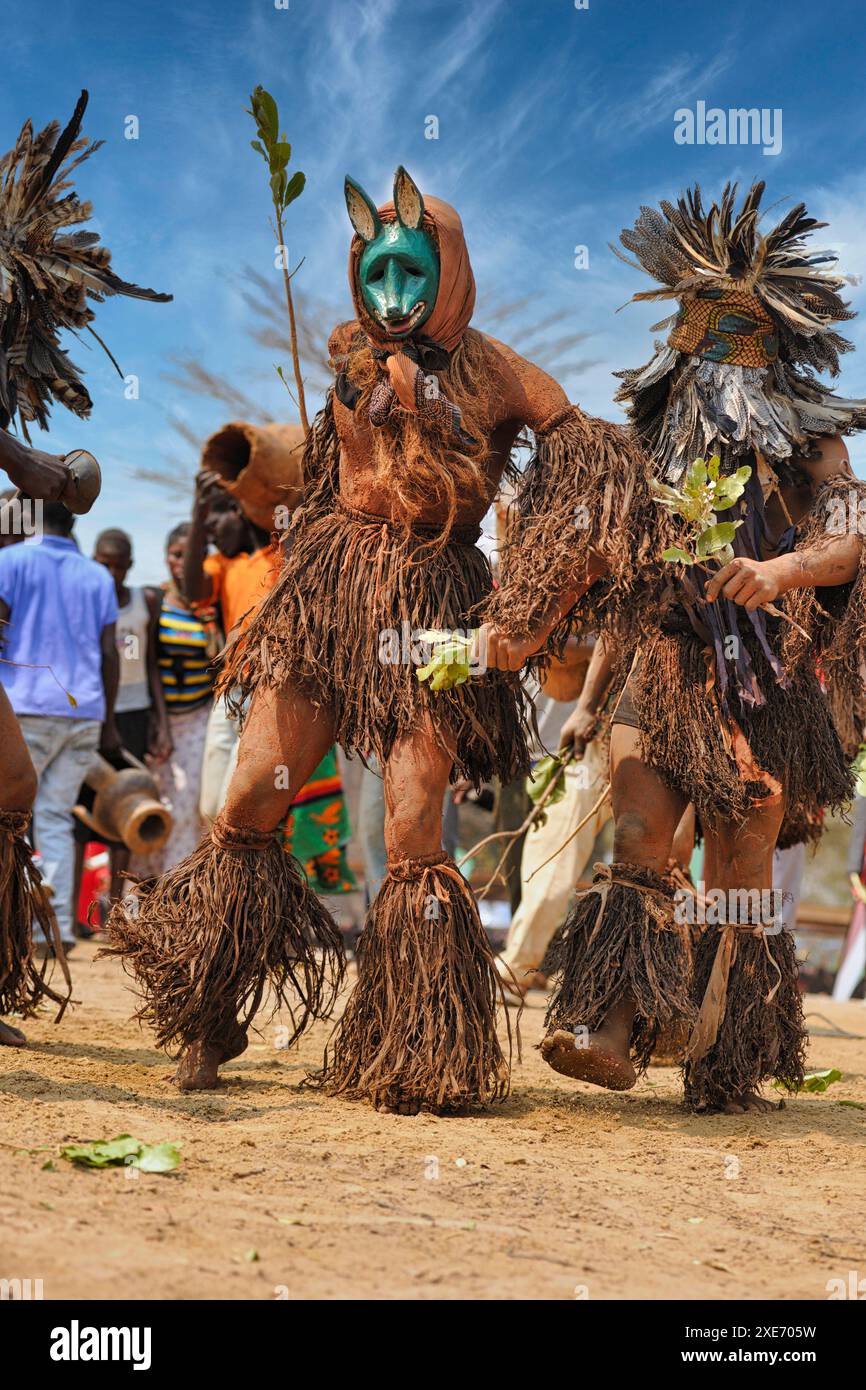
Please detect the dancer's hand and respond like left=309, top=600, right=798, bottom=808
left=705, top=556, right=783, bottom=611
left=479, top=622, right=545, bottom=672
left=559, top=703, right=598, bottom=758
left=451, top=777, right=473, bottom=805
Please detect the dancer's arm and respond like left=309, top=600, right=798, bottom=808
left=706, top=539, right=862, bottom=609
left=482, top=561, right=605, bottom=672
left=559, top=636, right=615, bottom=757
left=0, top=429, right=73, bottom=502
left=707, top=436, right=862, bottom=609
left=183, top=471, right=221, bottom=605
left=479, top=342, right=658, bottom=671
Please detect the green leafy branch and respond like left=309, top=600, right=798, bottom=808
left=247, top=85, right=309, bottom=435
left=652, top=455, right=808, bottom=636
left=526, top=753, right=568, bottom=823
left=457, top=747, right=577, bottom=899
left=51, top=1134, right=181, bottom=1172
left=652, top=454, right=750, bottom=568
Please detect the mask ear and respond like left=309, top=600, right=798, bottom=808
left=393, top=166, right=425, bottom=230
left=344, top=176, right=382, bottom=242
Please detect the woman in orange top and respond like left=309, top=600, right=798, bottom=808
left=183, top=473, right=280, bottom=822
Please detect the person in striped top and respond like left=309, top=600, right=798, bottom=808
left=135, top=524, right=220, bottom=876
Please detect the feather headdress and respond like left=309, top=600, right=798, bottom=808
left=613, top=181, right=866, bottom=480
left=0, top=90, right=171, bottom=436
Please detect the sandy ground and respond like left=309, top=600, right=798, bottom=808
left=1, top=940, right=865, bottom=1302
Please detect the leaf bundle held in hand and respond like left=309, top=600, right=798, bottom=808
left=416, top=630, right=473, bottom=692
left=653, top=454, right=749, bottom=567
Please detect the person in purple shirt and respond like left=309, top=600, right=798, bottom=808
left=0, top=501, right=119, bottom=964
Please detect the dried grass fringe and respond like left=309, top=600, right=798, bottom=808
left=316, top=855, right=511, bottom=1112
left=103, top=826, right=345, bottom=1054
left=546, top=862, right=694, bottom=1072
left=0, top=810, right=70, bottom=1021
left=630, top=630, right=852, bottom=831
left=222, top=496, right=530, bottom=788
left=484, top=408, right=668, bottom=666
left=684, top=926, right=806, bottom=1111
left=345, top=326, right=493, bottom=542
left=783, top=475, right=866, bottom=704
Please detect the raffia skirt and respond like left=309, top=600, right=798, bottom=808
left=223, top=502, right=531, bottom=787
left=616, top=629, right=853, bottom=839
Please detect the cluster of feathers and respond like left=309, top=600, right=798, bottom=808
left=612, top=182, right=866, bottom=480
left=0, top=90, right=170, bottom=437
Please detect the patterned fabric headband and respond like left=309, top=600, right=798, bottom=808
left=668, top=287, right=779, bottom=367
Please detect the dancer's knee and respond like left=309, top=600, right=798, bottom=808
left=2, top=754, right=37, bottom=813
left=613, top=810, right=671, bottom=872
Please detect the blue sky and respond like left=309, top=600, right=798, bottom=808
left=6, top=0, right=866, bottom=581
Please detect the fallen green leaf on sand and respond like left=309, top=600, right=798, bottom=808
left=836, top=1099, right=865, bottom=1110
left=774, top=1069, right=842, bottom=1094
left=59, top=1135, right=181, bottom=1172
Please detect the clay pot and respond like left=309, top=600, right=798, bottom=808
left=59, top=449, right=102, bottom=515
left=73, top=753, right=173, bottom=854
left=200, top=421, right=305, bottom=531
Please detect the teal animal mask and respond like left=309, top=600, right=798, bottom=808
left=345, top=166, right=439, bottom=338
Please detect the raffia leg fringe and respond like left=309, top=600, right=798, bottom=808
left=683, top=921, right=805, bottom=1112
left=317, top=851, right=511, bottom=1112
left=103, top=814, right=345, bottom=1055
left=652, top=864, right=703, bottom=1065
left=545, top=861, right=695, bottom=1072
left=0, top=810, right=71, bottom=1022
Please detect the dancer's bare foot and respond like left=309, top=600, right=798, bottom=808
left=173, top=1029, right=248, bottom=1091
left=720, top=1091, right=784, bottom=1115
left=0, top=1019, right=26, bottom=1048
left=174, top=1041, right=223, bottom=1090
left=541, top=1026, right=637, bottom=1090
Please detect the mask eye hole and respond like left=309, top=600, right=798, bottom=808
left=367, top=266, right=385, bottom=283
